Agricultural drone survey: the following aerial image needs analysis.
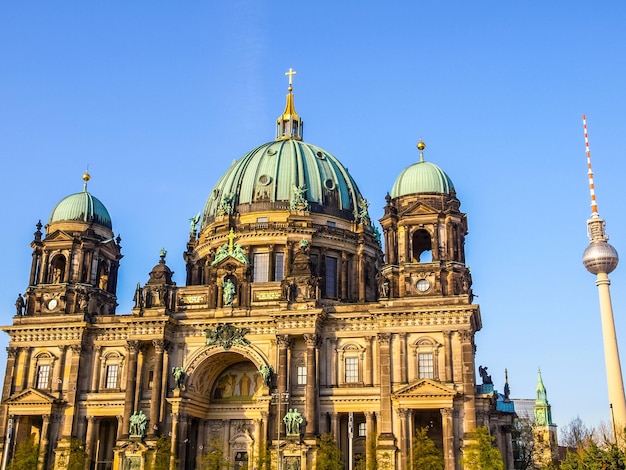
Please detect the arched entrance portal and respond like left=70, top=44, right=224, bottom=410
left=176, top=349, right=271, bottom=470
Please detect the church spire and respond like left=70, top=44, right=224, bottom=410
left=276, top=68, right=303, bottom=141
left=534, top=368, right=553, bottom=426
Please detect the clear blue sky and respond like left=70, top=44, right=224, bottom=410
left=1, top=1, right=625, bottom=437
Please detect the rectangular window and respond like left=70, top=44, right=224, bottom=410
left=327, top=221, right=336, bottom=227
left=345, top=357, right=359, bottom=383
left=105, top=364, right=119, bottom=389
left=148, top=370, right=154, bottom=389
left=325, top=256, right=337, bottom=298
left=418, top=353, right=434, bottom=379
left=358, top=422, right=366, bottom=437
left=36, top=365, right=50, bottom=389
left=274, top=252, right=284, bottom=281
left=297, top=366, right=307, bottom=385
left=253, top=253, right=269, bottom=282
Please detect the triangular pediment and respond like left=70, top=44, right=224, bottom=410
left=399, top=201, right=439, bottom=217
left=4, top=387, right=61, bottom=406
left=393, top=379, right=458, bottom=399
left=43, top=230, right=75, bottom=242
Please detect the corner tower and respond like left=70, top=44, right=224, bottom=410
left=379, top=141, right=472, bottom=300
left=24, top=173, right=122, bottom=317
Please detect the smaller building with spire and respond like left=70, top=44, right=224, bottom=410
left=532, top=369, right=558, bottom=467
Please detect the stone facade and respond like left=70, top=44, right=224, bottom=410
left=0, top=86, right=515, bottom=470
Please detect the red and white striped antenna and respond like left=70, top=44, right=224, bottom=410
left=582, top=114, right=600, bottom=218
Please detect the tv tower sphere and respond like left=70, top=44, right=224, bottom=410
left=583, top=240, right=619, bottom=275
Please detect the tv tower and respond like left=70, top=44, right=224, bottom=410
left=581, top=114, right=626, bottom=432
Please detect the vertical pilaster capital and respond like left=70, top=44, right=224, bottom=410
left=377, top=333, right=391, bottom=346
left=277, top=334, right=292, bottom=349
left=126, top=340, right=140, bottom=354
left=440, top=408, right=454, bottom=418
left=153, top=339, right=166, bottom=353
left=70, top=344, right=82, bottom=354
left=303, top=333, right=319, bottom=348
left=6, top=347, right=18, bottom=358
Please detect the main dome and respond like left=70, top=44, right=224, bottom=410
left=201, top=140, right=365, bottom=228
left=391, top=142, right=455, bottom=198
left=49, top=175, right=113, bottom=230
left=200, top=78, right=368, bottom=229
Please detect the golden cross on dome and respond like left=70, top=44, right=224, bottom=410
left=227, top=228, right=237, bottom=252
left=285, top=68, right=297, bottom=86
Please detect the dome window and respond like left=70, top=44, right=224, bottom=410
left=316, top=151, right=325, bottom=160
left=258, top=175, right=272, bottom=186
left=212, top=189, right=220, bottom=200
left=324, top=179, right=336, bottom=190
left=267, top=148, right=277, bottom=156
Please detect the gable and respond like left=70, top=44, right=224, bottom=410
left=399, top=201, right=439, bottom=218
left=4, top=387, right=60, bottom=406
left=393, top=379, right=458, bottom=399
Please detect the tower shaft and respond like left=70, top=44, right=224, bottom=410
left=596, top=273, right=626, bottom=427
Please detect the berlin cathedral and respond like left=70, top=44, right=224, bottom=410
left=0, top=72, right=516, bottom=470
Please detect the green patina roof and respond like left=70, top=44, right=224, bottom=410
left=49, top=190, right=113, bottom=230
left=391, top=159, right=455, bottom=198
left=201, top=139, right=366, bottom=228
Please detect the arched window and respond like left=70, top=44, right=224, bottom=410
left=34, top=352, right=56, bottom=390
left=101, top=352, right=124, bottom=390
left=338, top=343, right=365, bottom=385
left=412, top=229, right=432, bottom=263
left=49, top=255, right=66, bottom=283
left=412, top=338, right=440, bottom=380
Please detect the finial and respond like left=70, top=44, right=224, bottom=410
left=582, top=115, right=599, bottom=218
left=82, top=170, right=91, bottom=191
left=159, top=248, right=167, bottom=263
left=417, top=139, right=426, bottom=162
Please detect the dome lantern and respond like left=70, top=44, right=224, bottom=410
left=276, top=68, right=303, bottom=141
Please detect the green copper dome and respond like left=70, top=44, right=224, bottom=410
left=391, top=143, right=455, bottom=198
left=201, top=139, right=367, bottom=228
left=49, top=189, right=113, bottom=230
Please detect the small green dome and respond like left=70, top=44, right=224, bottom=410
left=391, top=160, right=455, bottom=198
left=201, top=139, right=367, bottom=228
left=49, top=190, right=113, bottom=230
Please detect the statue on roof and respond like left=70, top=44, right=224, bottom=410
left=479, top=365, right=493, bottom=385
left=15, top=294, right=25, bottom=316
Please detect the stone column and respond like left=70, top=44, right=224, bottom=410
left=328, top=338, right=337, bottom=387
left=54, top=346, right=67, bottom=396
left=29, top=249, right=40, bottom=286
left=2, top=348, right=18, bottom=400
left=116, top=415, right=124, bottom=441
left=397, top=409, right=409, bottom=470
left=254, top=419, right=262, bottom=467
left=149, top=340, right=165, bottom=436
left=85, top=415, right=97, bottom=470
left=170, top=413, right=180, bottom=470
left=90, top=345, right=101, bottom=392
left=377, top=333, right=393, bottom=435
left=134, top=343, right=146, bottom=412
left=38, top=251, right=49, bottom=284
left=330, top=413, right=340, bottom=447
left=365, top=412, right=375, bottom=467
left=161, top=342, right=171, bottom=422
left=459, top=331, right=476, bottom=432
left=303, top=334, right=318, bottom=436
left=123, top=341, right=140, bottom=436
left=18, top=347, right=32, bottom=391
left=341, top=252, right=348, bottom=300
left=365, top=337, right=373, bottom=386
left=276, top=335, right=291, bottom=396
left=443, top=332, right=453, bottom=382
left=440, top=408, right=455, bottom=470
left=178, top=415, right=190, bottom=468
left=36, top=414, right=50, bottom=470
left=398, top=333, right=407, bottom=384
left=65, top=345, right=83, bottom=437
left=221, top=419, right=229, bottom=463
left=358, top=254, right=365, bottom=302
